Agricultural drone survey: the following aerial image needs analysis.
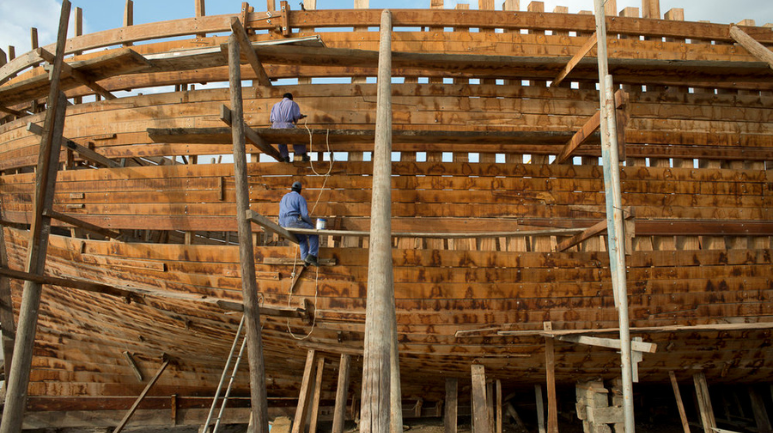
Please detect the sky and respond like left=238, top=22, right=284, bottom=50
left=1, top=0, right=772, bottom=58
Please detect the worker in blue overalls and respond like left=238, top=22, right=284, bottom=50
left=279, top=181, right=319, bottom=266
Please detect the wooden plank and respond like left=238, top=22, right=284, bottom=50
left=112, top=357, right=170, bottom=433
left=556, top=334, right=657, bottom=353
left=730, top=26, right=773, bottom=70
left=668, top=371, right=691, bottom=433
left=37, top=48, right=116, bottom=100
left=230, top=17, right=272, bottom=87
left=28, top=122, right=118, bottom=168
left=246, top=210, right=299, bottom=244
left=471, top=364, right=490, bottom=433
left=0, top=2, right=71, bottom=428
left=551, top=32, right=597, bottom=87
left=292, top=350, right=317, bottom=433
left=308, top=356, right=326, bottom=433
left=749, top=386, right=773, bottom=433
left=219, top=106, right=283, bottom=161
left=554, top=89, right=625, bottom=164
left=43, top=209, right=123, bottom=240
left=535, top=385, right=546, bottom=433
left=445, top=378, right=458, bottom=433
left=693, top=371, right=717, bottom=433
left=544, top=326, right=558, bottom=433
left=495, top=380, right=502, bottom=433
left=122, top=351, right=143, bottom=382
left=332, top=354, right=351, bottom=433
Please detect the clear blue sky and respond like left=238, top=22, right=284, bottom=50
left=1, top=0, right=772, bottom=56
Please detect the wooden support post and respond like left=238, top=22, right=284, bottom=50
left=0, top=4, right=70, bottom=432
left=246, top=210, right=299, bottom=243
left=544, top=330, right=558, bottom=433
left=693, top=372, right=717, bottom=433
left=113, top=357, right=170, bottom=433
left=535, top=385, right=546, bottom=433
left=332, top=354, right=352, bottom=433
left=360, top=10, right=397, bottom=433
left=495, top=380, right=502, bottom=433
left=554, top=89, right=625, bottom=165
left=642, top=0, right=660, bottom=18
left=308, top=356, right=326, bottom=433
left=30, top=28, right=39, bottom=50
left=749, top=387, right=772, bottom=433
left=486, top=382, right=495, bottom=433
left=668, top=372, right=690, bottom=433
left=445, top=378, right=458, bottom=433
left=293, top=350, right=317, bottom=433
left=0, top=213, right=15, bottom=400
left=471, top=365, right=490, bottom=433
left=228, top=32, right=269, bottom=433
left=730, top=26, right=773, bottom=70
left=220, top=105, right=283, bottom=161
left=123, top=0, right=134, bottom=47
left=230, top=18, right=272, bottom=87
left=195, top=0, right=206, bottom=38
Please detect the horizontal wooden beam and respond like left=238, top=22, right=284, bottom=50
left=495, top=321, right=773, bottom=337
left=287, top=227, right=584, bottom=239
left=0, top=266, right=308, bottom=320
left=551, top=32, right=597, bottom=87
left=219, top=106, right=284, bottom=161
left=42, top=208, right=124, bottom=240
left=148, top=127, right=578, bottom=146
left=553, top=89, right=626, bottom=164
left=556, top=334, right=657, bottom=353
left=37, top=48, right=117, bottom=100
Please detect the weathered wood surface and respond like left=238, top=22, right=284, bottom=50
left=0, top=4, right=772, bottom=428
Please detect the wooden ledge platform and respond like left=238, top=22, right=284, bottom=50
left=148, top=127, right=578, bottom=147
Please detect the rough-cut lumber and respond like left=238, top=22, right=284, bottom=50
left=42, top=209, right=123, bottom=240
left=445, top=378, right=458, bottom=433
left=693, top=372, right=717, bottom=433
left=551, top=32, right=597, bottom=87
left=246, top=210, right=299, bottom=243
left=230, top=18, right=272, bottom=86
left=219, top=106, right=283, bottom=161
left=37, top=48, right=116, bottom=100
left=556, top=335, right=657, bottom=353
left=554, top=89, right=625, bottom=164
left=112, top=357, right=170, bottom=433
left=332, top=354, right=351, bottom=433
left=228, top=33, right=270, bottom=433
left=27, top=122, right=120, bottom=168
left=471, top=364, right=490, bottom=433
left=668, top=372, right=691, bottom=433
left=292, top=350, right=317, bottom=433
left=0, top=2, right=70, bottom=426
left=730, top=25, right=773, bottom=70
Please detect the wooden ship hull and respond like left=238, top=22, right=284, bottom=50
left=0, top=0, right=772, bottom=430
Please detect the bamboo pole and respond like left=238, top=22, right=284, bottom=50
left=228, top=32, right=269, bottom=433
left=360, top=9, right=397, bottom=433
left=593, top=1, right=635, bottom=431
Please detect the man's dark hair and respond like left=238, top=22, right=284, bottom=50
left=283, top=93, right=293, bottom=100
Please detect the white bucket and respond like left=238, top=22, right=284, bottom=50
left=315, top=218, right=326, bottom=230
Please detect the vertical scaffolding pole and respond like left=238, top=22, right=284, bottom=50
left=593, top=0, right=635, bottom=431
left=0, top=2, right=71, bottom=432
left=228, top=33, right=269, bottom=433
left=360, top=9, right=398, bottom=433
